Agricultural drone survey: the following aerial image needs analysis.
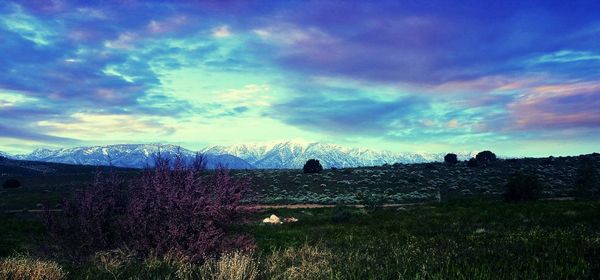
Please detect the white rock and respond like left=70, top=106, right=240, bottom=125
left=284, top=217, right=299, bottom=223
left=262, top=214, right=282, bottom=224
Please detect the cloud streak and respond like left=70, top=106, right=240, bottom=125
left=0, top=0, right=599, bottom=155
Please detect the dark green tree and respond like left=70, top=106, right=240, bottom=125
left=476, top=150, right=497, bottom=164
left=444, top=153, right=458, bottom=165
left=303, top=159, right=323, bottom=173
left=2, top=178, right=21, bottom=189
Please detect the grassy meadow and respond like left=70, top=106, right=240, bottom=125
left=0, top=154, right=599, bottom=279
left=1, top=200, right=600, bottom=279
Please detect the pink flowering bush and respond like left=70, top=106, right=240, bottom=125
left=43, top=172, right=127, bottom=258
left=126, top=155, right=254, bottom=261
left=45, top=154, right=254, bottom=262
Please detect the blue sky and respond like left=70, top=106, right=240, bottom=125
left=1, top=0, right=599, bottom=156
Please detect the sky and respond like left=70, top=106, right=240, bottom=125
left=0, top=0, right=599, bottom=156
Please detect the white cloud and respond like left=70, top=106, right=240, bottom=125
left=0, top=91, right=37, bottom=107
left=37, top=113, right=174, bottom=140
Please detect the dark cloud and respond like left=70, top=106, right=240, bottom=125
left=509, top=88, right=600, bottom=130
left=251, top=0, right=600, bottom=84
left=0, top=124, right=77, bottom=143
left=1, top=0, right=599, bottom=151
left=271, top=85, right=429, bottom=136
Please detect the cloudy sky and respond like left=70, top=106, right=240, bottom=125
left=1, top=0, right=599, bottom=156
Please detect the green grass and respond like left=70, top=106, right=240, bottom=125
left=244, top=200, right=600, bottom=279
left=2, top=200, right=599, bottom=279
left=0, top=214, right=44, bottom=257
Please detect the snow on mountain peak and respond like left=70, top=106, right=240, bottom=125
left=201, top=140, right=477, bottom=169
left=16, top=144, right=253, bottom=169
left=13, top=141, right=479, bottom=169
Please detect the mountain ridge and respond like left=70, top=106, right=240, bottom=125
left=10, top=144, right=253, bottom=169
left=200, top=141, right=477, bottom=169
left=3, top=141, right=478, bottom=169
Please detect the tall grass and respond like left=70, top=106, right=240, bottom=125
left=266, top=244, right=334, bottom=280
left=0, top=254, right=66, bottom=280
left=200, top=251, right=259, bottom=280
left=66, top=250, right=259, bottom=280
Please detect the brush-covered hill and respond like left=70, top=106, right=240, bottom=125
left=0, top=155, right=132, bottom=176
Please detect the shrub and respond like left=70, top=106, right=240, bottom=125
left=574, top=157, right=599, bottom=199
left=303, top=159, right=323, bottom=174
left=2, top=178, right=21, bottom=189
left=0, top=254, right=66, bottom=280
left=43, top=172, right=128, bottom=257
left=127, top=157, right=254, bottom=261
left=424, top=163, right=436, bottom=170
left=503, top=173, right=543, bottom=202
left=444, top=153, right=458, bottom=165
left=45, top=154, right=254, bottom=262
left=467, top=158, right=478, bottom=168
left=476, top=150, right=497, bottom=164
left=357, top=192, right=384, bottom=212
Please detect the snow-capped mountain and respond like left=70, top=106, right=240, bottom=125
left=201, top=140, right=477, bottom=169
left=10, top=141, right=478, bottom=170
left=14, top=144, right=253, bottom=169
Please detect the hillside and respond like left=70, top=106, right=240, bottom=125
left=240, top=153, right=600, bottom=204
left=3, top=153, right=597, bottom=210
left=202, top=141, right=478, bottom=168
left=0, top=155, right=132, bottom=176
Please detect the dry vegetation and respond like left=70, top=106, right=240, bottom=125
left=0, top=254, right=66, bottom=280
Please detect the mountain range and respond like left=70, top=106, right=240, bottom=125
left=9, top=144, right=253, bottom=169
left=2, top=141, right=478, bottom=169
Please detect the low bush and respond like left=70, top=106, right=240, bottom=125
left=330, top=205, right=353, bottom=223
left=574, top=157, right=599, bottom=199
left=467, top=158, right=478, bottom=168
left=2, top=178, right=21, bottom=189
left=503, top=173, right=543, bottom=202
left=0, top=254, right=66, bottom=280
left=43, top=172, right=127, bottom=257
left=357, top=192, right=384, bottom=212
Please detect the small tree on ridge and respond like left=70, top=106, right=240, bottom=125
left=303, top=159, right=323, bottom=173
left=444, top=153, right=458, bottom=165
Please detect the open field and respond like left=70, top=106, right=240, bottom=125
left=0, top=154, right=599, bottom=279
left=1, top=200, right=600, bottom=279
